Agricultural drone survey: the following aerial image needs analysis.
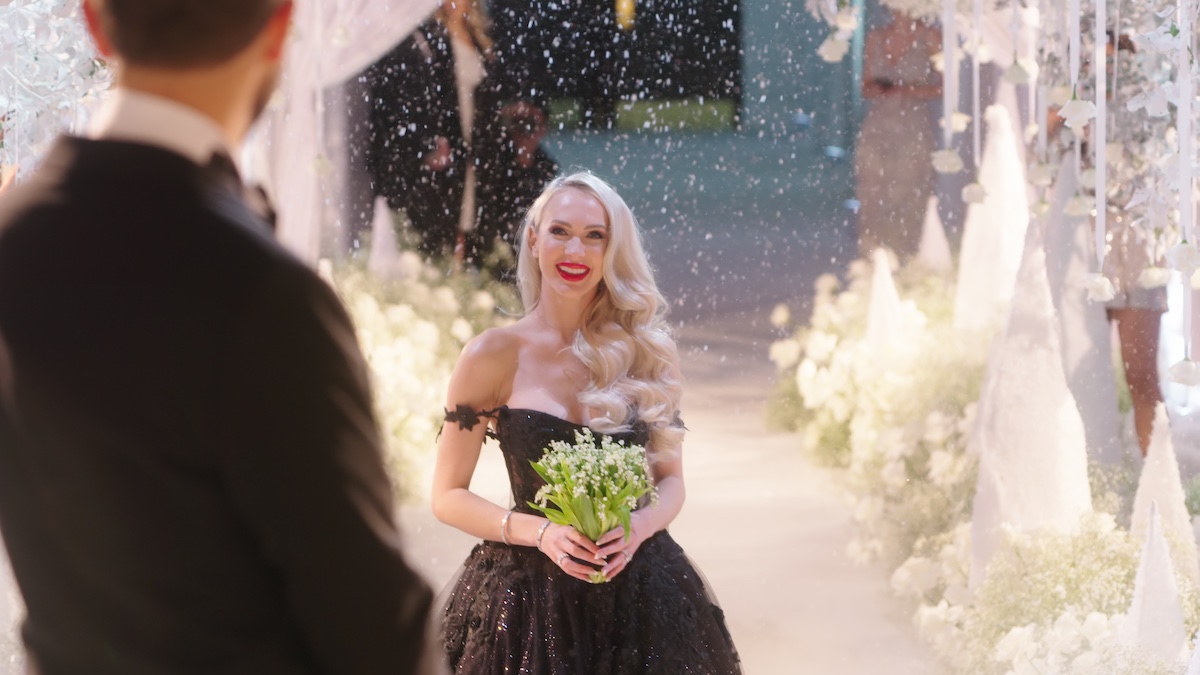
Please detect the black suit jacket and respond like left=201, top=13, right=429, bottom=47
left=0, top=138, right=434, bottom=674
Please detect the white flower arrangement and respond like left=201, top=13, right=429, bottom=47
left=1086, top=273, right=1117, bottom=302
left=330, top=263, right=515, bottom=499
left=962, top=182, right=987, bottom=204
left=932, top=149, right=965, bottom=175
left=903, top=511, right=1200, bottom=674
left=0, top=1, right=112, bottom=177
left=1057, top=97, right=1098, bottom=131
left=770, top=259, right=987, bottom=564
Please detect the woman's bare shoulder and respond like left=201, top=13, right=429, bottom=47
left=446, top=323, right=528, bottom=409
left=453, top=321, right=534, bottom=383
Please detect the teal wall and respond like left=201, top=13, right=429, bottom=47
left=739, top=0, right=861, bottom=149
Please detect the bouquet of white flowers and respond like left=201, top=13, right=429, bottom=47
left=529, top=428, right=657, bottom=583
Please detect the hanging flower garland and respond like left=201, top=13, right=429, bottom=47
left=0, top=0, right=111, bottom=178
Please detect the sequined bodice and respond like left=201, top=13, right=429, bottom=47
left=492, top=407, right=649, bottom=513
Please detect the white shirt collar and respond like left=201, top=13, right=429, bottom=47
left=87, top=89, right=234, bottom=167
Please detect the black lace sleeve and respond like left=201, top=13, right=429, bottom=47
left=438, top=405, right=500, bottom=440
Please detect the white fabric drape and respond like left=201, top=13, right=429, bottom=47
left=252, top=0, right=441, bottom=266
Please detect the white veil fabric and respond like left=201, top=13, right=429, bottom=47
left=248, top=0, right=441, bottom=266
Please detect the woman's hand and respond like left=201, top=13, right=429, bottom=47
left=540, top=523, right=603, bottom=582
left=593, top=512, right=651, bottom=581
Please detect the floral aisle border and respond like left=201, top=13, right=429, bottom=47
left=325, top=258, right=517, bottom=501
left=770, top=254, right=1200, bottom=672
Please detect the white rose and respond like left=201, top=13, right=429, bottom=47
left=1139, top=266, right=1171, bottom=288
left=939, top=112, right=971, bottom=134
left=961, top=182, right=987, bottom=204
left=450, top=317, right=474, bottom=343
left=817, top=34, right=851, bottom=63
left=397, top=250, right=424, bottom=278
left=471, top=290, right=496, bottom=313
left=1057, top=98, right=1097, bottom=130
left=769, top=303, right=790, bottom=328
left=932, top=149, right=964, bottom=174
left=994, top=624, right=1039, bottom=664
left=1085, top=274, right=1115, bottom=302
left=1169, top=241, right=1200, bottom=276
left=769, top=339, right=803, bottom=370
left=1002, top=61, right=1031, bottom=85
left=805, top=330, right=839, bottom=363
left=1169, top=359, right=1200, bottom=386
left=833, top=8, right=858, bottom=32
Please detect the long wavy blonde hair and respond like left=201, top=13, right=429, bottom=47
left=516, top=173, right=684, bottom=459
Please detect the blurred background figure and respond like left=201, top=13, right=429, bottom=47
left=361, top=0, right=559, bottom=271
left=854, top=7, right=941, bottom=259
left=465, top=0, right=560, bottom=270
left=1101, top=33, right=1166, bottom=456
left=364, top=4, right=473, bottom=259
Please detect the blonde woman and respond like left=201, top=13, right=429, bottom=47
left=432, top=173, right=741, bottom=673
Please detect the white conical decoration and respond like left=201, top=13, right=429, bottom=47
left=1120, top=502, right=1188, bottom=663
left=916, top=195, right=953, bottom=275
left=1041, top=154, right=1123, bottom=464
left=866, top=249, right=903, bottom=353
left=954, top=104, right=1031, bottom=333
left=366, top=196, right=402, bottom=280
left=969, top=219, right=1092, bottom=587
left=1131, top=404, right=1200, bottom=582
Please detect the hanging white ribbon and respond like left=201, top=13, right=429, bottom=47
left=1069, top=0, right=1082, bottom=181
left=1038, top=0, right=1049, bottom=164
left=1094, top=0, right=1107, bottom=267
left=972, top=0, right=982, bottom=169
left=942, top=0, right=958, bottom=150
left=1180, top=0, right=1194, bottom=360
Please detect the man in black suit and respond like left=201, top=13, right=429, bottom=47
left=0, top=2, right=437, bottom=673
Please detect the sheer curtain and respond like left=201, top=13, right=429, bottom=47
left=249, top=0, right=440, bottom=265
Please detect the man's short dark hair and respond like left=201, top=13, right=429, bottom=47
left=97, top=0, right=286, bottom=68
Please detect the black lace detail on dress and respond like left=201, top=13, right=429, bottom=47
left=438, top=405, right=500, bottom=440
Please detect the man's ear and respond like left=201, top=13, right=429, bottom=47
left=262, top=1, right=294, bottom=61
left=82, top=0, right=115, bottom=58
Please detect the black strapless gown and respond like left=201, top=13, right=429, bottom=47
left=439, top=406, right=742, bottom=674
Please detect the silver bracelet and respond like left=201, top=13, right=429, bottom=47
left=500, top=509, right=514, bottom=546
left=535, top=520, right=552, bottom=551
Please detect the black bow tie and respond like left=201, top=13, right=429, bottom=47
left=203, top=152, right=277, bottom=233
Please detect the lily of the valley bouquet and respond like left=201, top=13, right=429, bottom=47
left=529, top=428, right=657, bottom=583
